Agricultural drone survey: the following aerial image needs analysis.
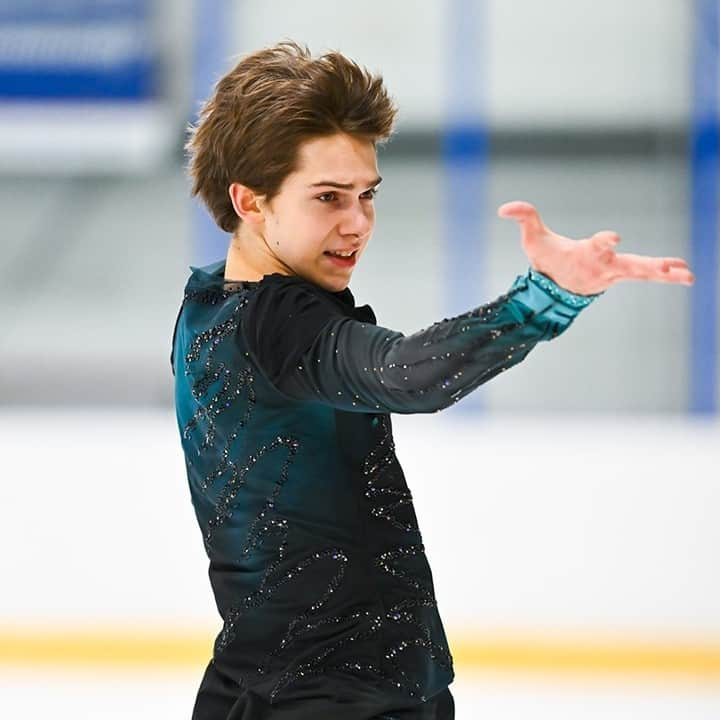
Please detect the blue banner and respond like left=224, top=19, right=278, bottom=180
left=690, top=0, right=719, bottom=414
left=0, top=0, right=156, bottom=100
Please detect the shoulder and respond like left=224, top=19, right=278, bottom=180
left=243, top=273, right=348, bottom=324
left=240, top=274, right=350, bottom=383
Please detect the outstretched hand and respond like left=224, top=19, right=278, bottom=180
left=497, top=201, right=695, bottom=295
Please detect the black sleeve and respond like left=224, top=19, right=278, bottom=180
left=241, top=271, right=601, bottom=415
left=240, top=276, right=347, bottom=389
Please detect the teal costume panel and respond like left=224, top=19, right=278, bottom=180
left=171, top=262, right=599, bottom=719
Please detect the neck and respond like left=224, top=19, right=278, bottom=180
left=224, top=225, right=290, bottom=282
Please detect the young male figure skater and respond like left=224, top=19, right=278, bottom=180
left=171, top=41, right=694, bottom=720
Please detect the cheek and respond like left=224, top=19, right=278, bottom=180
left=272, top=203, right=338, bottom=259
left=282, top=215, right=331, bottom=259
left=302, top=209, right=336, bottom=239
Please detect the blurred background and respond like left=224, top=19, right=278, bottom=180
left=1, top=0, right=719, bottom=717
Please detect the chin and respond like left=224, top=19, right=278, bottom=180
left=315, top=269, right=352, bottom=292
left=325, top=278, right=350, bottom=292
left=298, top=270, right=347, bottom=293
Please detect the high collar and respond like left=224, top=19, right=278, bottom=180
left=186, top=259, right=375, bottom=322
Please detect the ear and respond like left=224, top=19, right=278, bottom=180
left=228, top=182, right=265, bottom=225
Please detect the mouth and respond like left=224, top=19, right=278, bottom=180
left=323, top=249, right=358, bottom=268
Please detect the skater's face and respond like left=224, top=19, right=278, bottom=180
left=257, top=133, right=381, bottom=292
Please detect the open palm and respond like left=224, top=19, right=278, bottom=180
left=498, top=201, right=695, bottom=295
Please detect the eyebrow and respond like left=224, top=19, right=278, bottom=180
left=308, top=176, right=383, bottom=190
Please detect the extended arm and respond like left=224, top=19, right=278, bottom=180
left=272, top=268, right=600, bottom=414
left=243, top=200, right=694, bottom=414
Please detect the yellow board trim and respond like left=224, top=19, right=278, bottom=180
left=450, top=634, right=720, bottom=678
left=2, top=628, right=720, bottom=680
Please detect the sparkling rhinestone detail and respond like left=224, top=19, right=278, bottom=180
left=362, top=414, right=418, bottom=534
left=176, top=280, right=460, bottom=705
left=361, top=415, right=454, bottom=694
left=528, top=267, right=603, bottom=307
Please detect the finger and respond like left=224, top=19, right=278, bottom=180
left=659, top=258, right=689, bottom=272
left=613, top=253, right=695, bottom=284
left=497, top=200, right=547, bottom=243
left=658, top=267, right=695, bottom=284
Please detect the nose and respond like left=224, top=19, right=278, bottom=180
left=339, top=201, right=373, bottom=239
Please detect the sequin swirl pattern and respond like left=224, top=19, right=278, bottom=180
left=395, top=290, right=525, bottom=405
left=183, top=301, right=253, bottom=454
left=363, top=419, right=418, bottom=534
left=215, top=435, right=386, bottom=700
left=362, top=415, right=453, bottom=701
left=343, top=292, right=528, bottom=413
left=181, top=312, right=257, bottom=498
left=257, top=412, right=452, bottom=698
left=181, top=288, right=382, bottom=699
left=203, top=401, right=356, bottom=672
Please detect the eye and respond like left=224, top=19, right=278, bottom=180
left=361, top=187, right=379, bottom=200
left=317, top=192, right=337, bottom=202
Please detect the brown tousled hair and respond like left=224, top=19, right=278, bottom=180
left=185, top=41, right=398, bottom=234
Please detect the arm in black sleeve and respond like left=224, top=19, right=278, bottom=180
left=242, top=269, right=602, bottom=414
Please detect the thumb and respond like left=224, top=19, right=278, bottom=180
left=497, top=201, right=547, bottom=242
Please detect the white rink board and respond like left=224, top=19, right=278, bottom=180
left=0, top=408, right=717, bottom=639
